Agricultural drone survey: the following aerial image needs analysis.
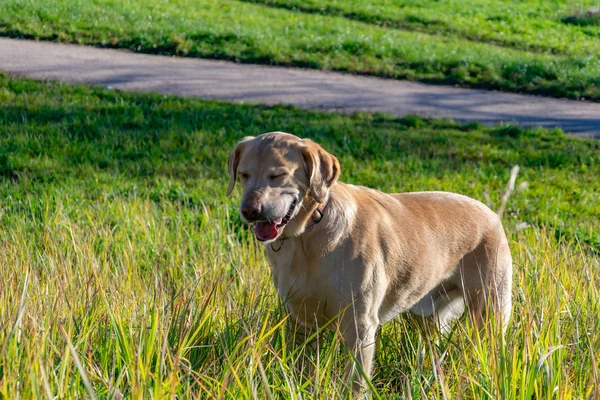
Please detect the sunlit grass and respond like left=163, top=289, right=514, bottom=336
left=0, top=75, right=599, bottom=397
left=242, top=0, right=600, bottom=57
left=0, top=197, right=598, bottom=398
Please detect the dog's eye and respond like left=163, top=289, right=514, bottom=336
left=269, top=173, right=286, bottom=180
left=239, top=172, right=249, bottom=180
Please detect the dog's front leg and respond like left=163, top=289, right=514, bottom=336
left=342, top=318, right=378, bottom=396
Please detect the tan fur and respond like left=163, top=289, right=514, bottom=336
left=227, top=132, right=512, bottom=392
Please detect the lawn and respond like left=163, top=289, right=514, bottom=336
left=0, top=74, right=599, bottom=398
left=1, top=0, right=600, bottom=100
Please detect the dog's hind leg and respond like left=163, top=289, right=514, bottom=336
left=491, top=237, right=512, bottom=334
left=455, top=230, right=513, bottom=334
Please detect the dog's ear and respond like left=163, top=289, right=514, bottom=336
left=226, top=136, right=254, bottom=196
left=301, top=139, right=340, bottom=203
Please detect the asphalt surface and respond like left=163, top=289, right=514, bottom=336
left=1, top=37, right=599, bottom=137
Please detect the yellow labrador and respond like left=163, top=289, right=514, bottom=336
left=227, top=132, right=512, bottom=389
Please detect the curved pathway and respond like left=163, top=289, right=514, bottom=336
left=1, top=38, right=599, bottom=137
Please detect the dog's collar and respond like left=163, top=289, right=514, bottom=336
left=270, top=196, right=330, bottom=252
left=305, top=197, right=329, bottom=230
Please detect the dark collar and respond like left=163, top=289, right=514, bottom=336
left=304, top=197, right=329, bottom=230
left=270, top=196, right=330, bottom=252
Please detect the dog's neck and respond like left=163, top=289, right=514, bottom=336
left=282, top=183, right=351, bottom=244
left=295, top=192, right=331, bottom=234
left=267, top=184, right=355, bottom=271
left=275, top=196, right=325, bottom=243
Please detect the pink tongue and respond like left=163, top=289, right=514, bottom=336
left=254, top=221, right=279, bottom=241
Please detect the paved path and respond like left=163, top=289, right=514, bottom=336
left=1, top=38, right=599, bottom=137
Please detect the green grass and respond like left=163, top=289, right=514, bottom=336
left=1, top=0, right=600, bottom=100
left=0, top=74, right=599, bottom=398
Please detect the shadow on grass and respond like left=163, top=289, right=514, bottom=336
left=2, top=74, right=597, bottom=179
left=1, top=99, right=593, bottom=181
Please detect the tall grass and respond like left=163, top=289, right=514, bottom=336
left=0, top=198, right=598, bottom=398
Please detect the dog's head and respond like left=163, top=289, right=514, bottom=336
left=227, top=132, right=340, bottom=244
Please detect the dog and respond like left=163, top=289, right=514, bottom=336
left=227, top=132, right=512, bottom=391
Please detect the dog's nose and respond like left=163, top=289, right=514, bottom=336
left=241, top=205, right=261, bottom=221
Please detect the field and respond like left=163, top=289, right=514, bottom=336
left=0, top=74, right=599, bottom=398
left=1, top=0, right=600, bottom=100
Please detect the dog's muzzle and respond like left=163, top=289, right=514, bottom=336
left=253, top=199, right=297, bottom=241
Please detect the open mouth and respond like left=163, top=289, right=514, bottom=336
left=254, top=199, right=297, bottom=242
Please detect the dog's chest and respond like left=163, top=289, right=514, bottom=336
left=266, top=241, right=338, bottom=325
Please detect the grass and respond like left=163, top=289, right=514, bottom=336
left=1, top=0, right=600, bottom=100
left=0, top=74, right=599, bottom=398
